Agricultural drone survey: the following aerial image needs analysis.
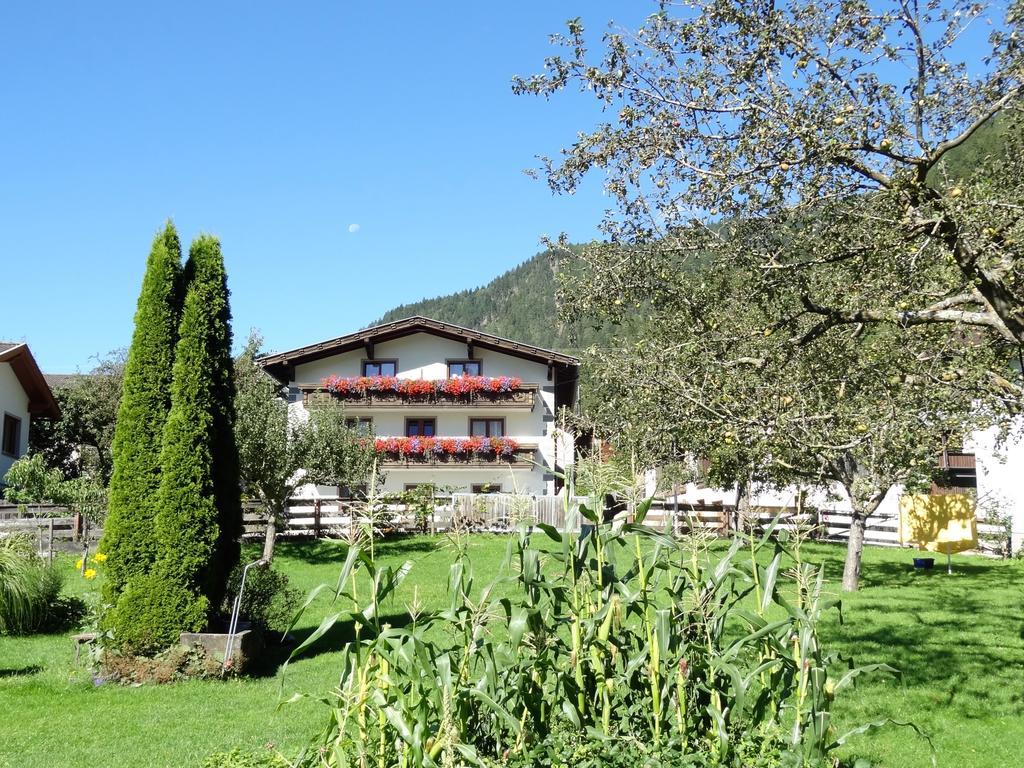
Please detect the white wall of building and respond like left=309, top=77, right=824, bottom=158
left=289, top=333, right=573, bottom=495
left=0, top=362, right=31, bottom=480
left=968, top=420, right=1024, bottom=552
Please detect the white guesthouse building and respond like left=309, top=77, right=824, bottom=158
left=0, top=342, right=60, bottom=483
left=260, top=317, right=580, bottom=497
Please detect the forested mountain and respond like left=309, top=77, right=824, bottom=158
left=375, top=249, right=610, bottom=353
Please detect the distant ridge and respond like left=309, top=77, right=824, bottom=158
left=375, top=250, right=579, bottom=351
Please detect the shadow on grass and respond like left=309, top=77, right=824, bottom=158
left=246, top=611, right=415, bottom=678
left=0, top=665, right=43, bottom=678
left=268, top=537, right=444, bottom=567
left=804, top=552, right=1024, bottom=719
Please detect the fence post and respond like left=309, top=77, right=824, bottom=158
left=47, top=519, right=54, bottom=564
left=313, top=499, right=322, bottom=539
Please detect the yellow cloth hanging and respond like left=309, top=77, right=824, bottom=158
left=898, top=493, right=977, bottom=554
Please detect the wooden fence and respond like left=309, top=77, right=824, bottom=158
left=242, top=494, right=583, bottom=539
left=3, top=493, right=1006, bottom=558
left=0, top=503, right=95, bottom=559
left=642, top=498, right=1008, bottom=556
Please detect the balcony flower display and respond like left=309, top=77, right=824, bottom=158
left=374, top=436, right=520, bottom=459
left=322, top=374, right=523, bottom=398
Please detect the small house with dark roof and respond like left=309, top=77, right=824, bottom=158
left=260, top=317, right=580, bottom=496
left=0, top=342, right=60, bottom=480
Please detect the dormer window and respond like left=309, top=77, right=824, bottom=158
left=448, top=360, right=481, bottom=377
left=362, top=360, right=397, bottom=376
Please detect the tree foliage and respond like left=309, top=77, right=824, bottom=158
left=31, top=351, right=124, bottom=483
left=101, top=223, right=182, bottom=600
left=151, top=235, right=241, bottom=621
left=235, top=332, right=374, bottom=560
left=516, top=1, right=1023, bottom=588
left=568, top=253, right=1005, bottom=589
left=515, top=0, right=1024, bottom=354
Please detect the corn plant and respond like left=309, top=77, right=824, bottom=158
left=281, top=496, right=929, bottom=768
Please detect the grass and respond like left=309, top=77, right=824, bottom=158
left=1, top=536, right=1023, bottom=767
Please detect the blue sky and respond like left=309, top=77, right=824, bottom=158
left=1, top=2, right=645, bottom=372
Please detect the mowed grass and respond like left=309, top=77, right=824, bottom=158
left=1, top=536, right=1023, bottom=768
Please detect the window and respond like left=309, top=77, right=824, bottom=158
left=471, top=484, right=501, bottom=494
left=2, top=413, right=21, bottom=458
left=362, top=360, right=397, bottom=376
left=448, top=360, right=481, bottom=377
left=345, top=417, right=373, bottom=435
left=405, top=418, right=436, bottom=437
left=470, top=418, right=504, bottom=437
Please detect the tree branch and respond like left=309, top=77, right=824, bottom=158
left=797, top=294, right=1013, bottom=344
left=930, top=87, right=1022, bottom=168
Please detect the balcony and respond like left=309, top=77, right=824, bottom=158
left=374, top=438, right=539, bottom=469
left=300, top=383, right=538, bottom=410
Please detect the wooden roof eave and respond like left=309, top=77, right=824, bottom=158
left=0, top=344, right=61, bottom=420
left=259, top=316, right=579, bottom=381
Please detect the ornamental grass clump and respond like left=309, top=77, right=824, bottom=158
left=0, top=535, right=64, bottom=635
left=281, top=500, right=925, bottom=767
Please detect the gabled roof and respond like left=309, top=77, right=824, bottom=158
left=260, top=316, right=579, bottom=381
left=0, top=343, right=61, bottom=419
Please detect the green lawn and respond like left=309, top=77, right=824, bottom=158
left=1, top=536, right=1022, bottom=768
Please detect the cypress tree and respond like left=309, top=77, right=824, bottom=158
left=100, top=222, right=182, bottom=600
left=152, top=235, right=241, bottom=620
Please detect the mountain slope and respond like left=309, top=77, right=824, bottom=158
left=376, top=250, right=588, bottom=351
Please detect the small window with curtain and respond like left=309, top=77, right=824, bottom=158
left=2, top=413, right=21, bottom=457
left=469, top=418, right=504, bottom=437
left=471, top=484, right=501, bottom=494
left=448, top=360, right=482, bottom=377
left=405, top=418, right=436, bottom=437
left=362, top=360, right=397, bottom=376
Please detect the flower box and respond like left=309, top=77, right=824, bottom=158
left=318, top=375, right=528, bottom=405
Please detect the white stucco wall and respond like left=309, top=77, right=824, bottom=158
left=0, top=362, right=31, bottom=481
left=967, top=420, right=1024, bottom=553
left=289, top=333, right=573, bottom=495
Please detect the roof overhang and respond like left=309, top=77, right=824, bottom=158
left=0, top=344, right=61, bottom=419
left=259, top=316, right=580, bottom=383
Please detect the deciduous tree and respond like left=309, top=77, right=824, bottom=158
left=235, top=333, right=376, bottom=560
left=565, top=252, right=1005, bottom=590
left=515, top=0, right=1023, bottom=356
left=31, top=351, right=124, bottom=483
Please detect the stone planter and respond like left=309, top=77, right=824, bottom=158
left=179, top=626, right=263, bottom=672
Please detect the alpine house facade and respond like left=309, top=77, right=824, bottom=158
left=260, top=317, right=580, bottom=496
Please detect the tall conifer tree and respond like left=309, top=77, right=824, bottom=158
left=153, top=235, right=241, bottom=616
left=100, top=222, right=181, bottom=600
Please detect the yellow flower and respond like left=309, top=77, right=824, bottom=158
left=92, top=552, right=108, bottom=563
left=75, top=558, right=84, bottom=570
left=83, top=568, right=97, bottom=580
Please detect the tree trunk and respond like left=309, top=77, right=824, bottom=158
left=841, top=485, right=885, bottom=592
left=735, top=478, right=751, bottom=533
left=262, top=516, right=277, bottom=562
left=842, top=512, right=866, bottom=592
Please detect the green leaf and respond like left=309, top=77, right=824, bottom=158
left=761, top=550, right=782, bottom=612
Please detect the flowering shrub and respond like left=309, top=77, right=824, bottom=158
left=373, top=436, right=519, bottom=458
left=322, top=374, right=523, bottom=398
